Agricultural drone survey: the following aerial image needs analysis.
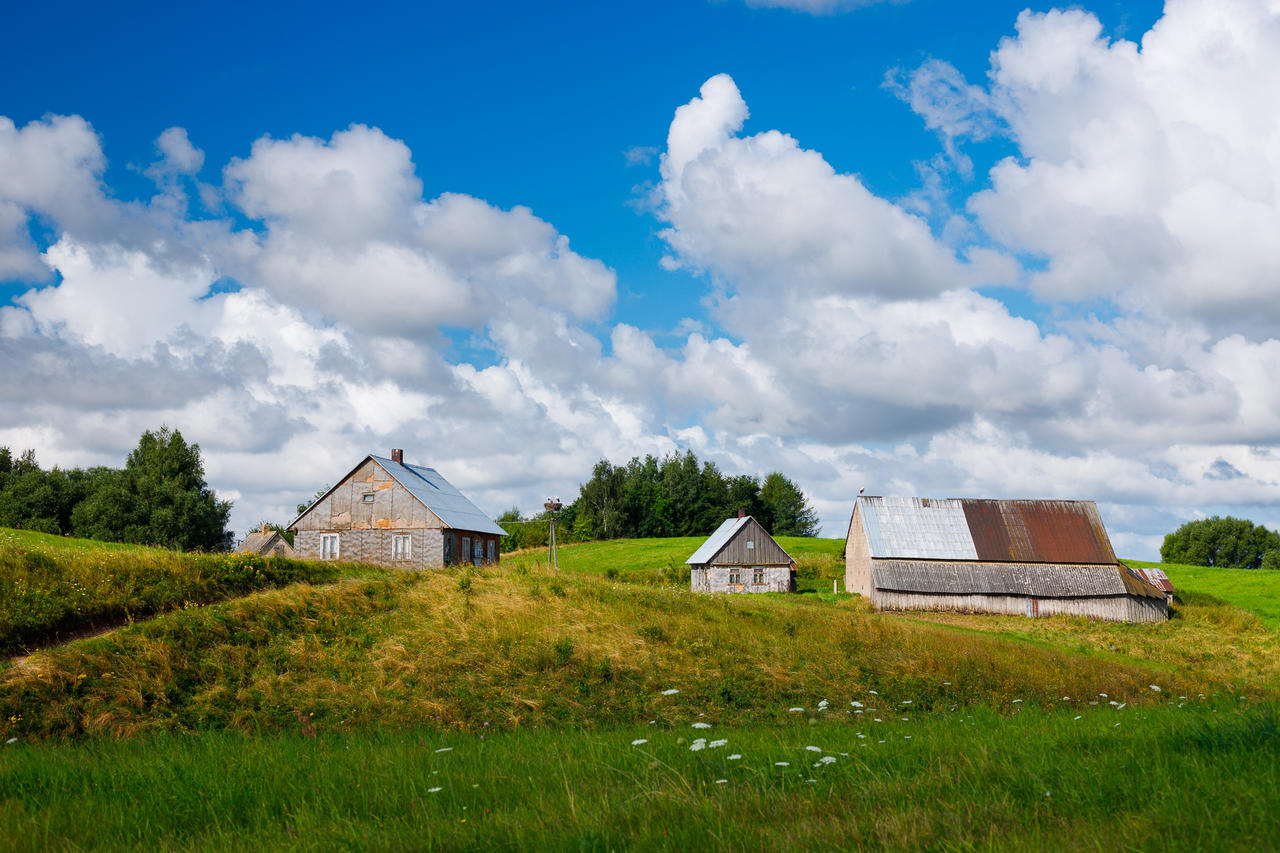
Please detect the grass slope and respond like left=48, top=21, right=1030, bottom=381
left=1128, top=558, right=1280, bottom=631
left=0, top=528, right=352, bottom=656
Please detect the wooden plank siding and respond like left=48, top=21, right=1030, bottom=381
left=292, top=457, right=500, bottom=570
left=705, top=518, right=792, bottom=566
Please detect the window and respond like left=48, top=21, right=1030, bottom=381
left=444, top=534, right=454, bottom=566
left=393, top=534, right=411, bottom=560
left=462, top=537, right=470, bottom=566
left=321, top=534, right=340, bottom=560
left=753, top=567, right=764, bottom=584
left=746, top=540, right=754, bottom=550
left=472, top=538, right=482, bottom=566
left=361, top=493, right=375, bottom=504
left=728, top=567, right=741, bottom=585
left=487, top=540, right=496, bottom=563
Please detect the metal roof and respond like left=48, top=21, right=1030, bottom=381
left=686, top=516, right=752, bottom=565
left=1126, top=565, right=1174, bottom=594
left=856, top=496, right=1118, bottom=564
left=370, top=455, right=506, bottom=536
left=871, top=560, right=1165, bottom=600
left=860, top=497, right=978, bottom=560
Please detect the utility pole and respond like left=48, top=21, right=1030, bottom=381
left=544, top=497, right=563, bottom=571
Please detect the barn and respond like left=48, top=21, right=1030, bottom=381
left=688, top=513, right=796, bottom=594
left=844, top=496, right=1168, bottom=623
left=236, top=522, right=298, bottom=558
left=289, top=449, right=505, bottom=569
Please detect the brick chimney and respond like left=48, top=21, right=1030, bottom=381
left=738, top=509, right=746, bottom=519
left=391, top=448, right=403, bottom=464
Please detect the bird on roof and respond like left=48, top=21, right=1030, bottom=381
left=859, top=486, right=865, bottom=495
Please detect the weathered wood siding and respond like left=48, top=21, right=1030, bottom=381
left=844, top=503, right=873, bottom=596
left=294, top=459, right=443, bottom=532
left=691, top=565, right=794, bottom=594
left=706, top=518, right=792, bottom=566
left=870, top=589, right=1167, bottom=623
left=296, top=528, right=445, bottom=569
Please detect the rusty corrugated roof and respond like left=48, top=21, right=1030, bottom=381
left=960, top=500, right=1117, bottom=564
left=1124, top=565, right=1174, bottom=595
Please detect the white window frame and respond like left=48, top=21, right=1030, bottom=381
left=361, top=493, right=375, bottom=504
left=321, top=533, right=340, bottom=560
left=392, top=534, right=411, bottom=561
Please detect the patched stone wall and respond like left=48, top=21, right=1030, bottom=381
left=296, top=528, right=444, bottom=570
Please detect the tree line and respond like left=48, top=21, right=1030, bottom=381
left=498, top=450, right=819, bottom=551
left=1161, top=516, right=1280, bottom=570
left=0, top=427, right=232, bottom=551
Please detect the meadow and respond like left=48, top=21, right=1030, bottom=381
left=3, top=703, right=1276, bottom=851
left=2, top=531, right=1279, bottom=850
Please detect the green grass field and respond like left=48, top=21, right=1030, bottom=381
left=4, top=703, right=1276, bottom=851
left=1129, top=558, right=1280, bottom=630
left=3, top=530, right=1280, bottom=849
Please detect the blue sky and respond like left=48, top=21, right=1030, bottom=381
left=2, top=0, right=1278, bottom=558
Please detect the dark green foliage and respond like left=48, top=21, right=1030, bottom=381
left=1263, top=551, right=1280, bottom=572
left=0, top=428, right=232, bottom=551
left=1161, top=516, right=1280, bottom=569
left=566, top=450, right=819, bottom=540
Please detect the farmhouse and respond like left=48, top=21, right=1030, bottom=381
left=289, top=449, right=505, bottom=569
left=236, top=522, right=297, bottom=558
left=688, top=513, right=796, bottom=594
left=844, top=496, right=1168, bottom=623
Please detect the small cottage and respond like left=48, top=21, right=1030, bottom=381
left=236, top=523, right=298, bottom=558
left=288, top=449, right=505, bottom=569
left=687, top=514, right=796, bottom=594
left=844, top=496, right=1168, bottom=623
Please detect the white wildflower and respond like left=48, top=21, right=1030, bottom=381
left=1149, top=685, right=1161, bottom=692
left=690, top=739, right=706, bottom=752
left=775, top=762, right=790, bottom=767
left=850, top=701, right=864, bottom=708
left=4, top=738, right=16, bottom=745
left=1012, top=699, right=1022, bottom=704
left=727, top=754, right=742, bottom=760
left=868, top=690, right=878, bottom=695
left=901, top=700, right=912, bottom=705
left=1073, top=715, right=1082, bottom=721
left=1117, top=703, right=1127, bottom=710
left=434, top=747, right=453, bottom=753
left=819, top=756, right=837, bottom=765
left=788, top=707, right=805, bottom=713
left=691, top=722, right=712, bottom=729
left=715, top=779, right=727, bottom=784
left=428, top=787, right=443, bottom=793
left=709, top=739, right=728, bottom=748
left=631, top=739, right=648, bottom=746
left=661, top=688, right=680, bottom=696
left=805, top=746, right=822, bottom=752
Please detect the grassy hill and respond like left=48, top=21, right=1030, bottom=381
left=2, top=531, right=1278, bottom=850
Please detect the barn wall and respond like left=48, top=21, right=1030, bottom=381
left=844, top=504, right=873, bottom=597
left=708, top=518, right=792, bottom=566
left=294, top=459, right=445, bottom=532
left=870, top=589, right=1166, bottom=623
left=296, top=528, right=445, bottom=570
left=689, top=564, right=793, bottom=594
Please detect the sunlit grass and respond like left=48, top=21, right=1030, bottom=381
left=2, top=703, right=1275, bottom=851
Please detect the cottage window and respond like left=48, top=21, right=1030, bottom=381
left=728, top=567, right=741, bottom=585
left=753, top=567, right=764, bottom=584
left=393, top=534, right=411, bottom=560
left=472, top=538, right=482, bottom=566
left=487, top=540, right=496, bottom=563
left=321, top=534, right=340, bottom=560
left=746, top=540, right=754, bottom=550
left=361, top=493, right=375, bottom=504
left=462, top=537, right=471, bottom=566
left=444, top=534, right=454, bottom=566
